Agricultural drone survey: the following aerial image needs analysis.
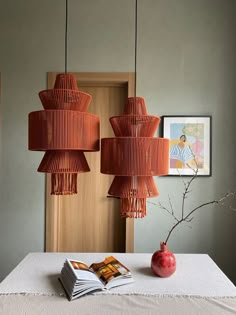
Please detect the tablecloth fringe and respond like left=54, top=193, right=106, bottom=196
left=0, top=292, right=65, bottom=297
left=0, top=292, right=236, bottom=300
left=103, top=293, right=236, bottom=299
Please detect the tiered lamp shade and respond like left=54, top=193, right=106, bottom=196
left=101, top=97, right=169, bottom=218
left=29, top=73, right=100, bottom=195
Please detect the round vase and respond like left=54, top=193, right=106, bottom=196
left=151, top=242, right=176, bottom=277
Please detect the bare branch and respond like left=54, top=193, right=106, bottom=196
left=164, top=192, right=236, bottom=243
left=165, top=220, right=181, bottom=244
left=179, top=156, right=198, bottom=219
left=168, top=195, right=175, bottom=215
left=148, top=200, right=179, bottom=222
left=186, top=217, right=194, bottom=223
left=162, top=153, right=236, bottom=244
left=178, top=169, right=187, bottom=190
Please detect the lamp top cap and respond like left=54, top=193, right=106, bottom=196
left=124, top=97, right=147, bottom=115
left=54, top=73, right=78, bottom=91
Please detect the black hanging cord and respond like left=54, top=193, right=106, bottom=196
left=134, top=0, right=137, bottom=99
left=65, top=0, right=68, bottom=73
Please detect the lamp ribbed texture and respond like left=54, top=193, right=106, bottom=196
left=39, top=89, right=92, bottom=111
left=110, top=115, right=160, bottom=137
left=51, top=173, right=78, bottom=195
left=39, top=73, right=92, bottom=111
left=101, top=97, right=169, bottom=218
left=123, top=97, right=147, bottom=115
left=101, top=138, right=169, bottom=176
left=29, top=73, right=100, bottom=195
left=29, top=110, right=99, bottom=151
left=38, top=151, right=90, bottom=173
left=108, top=176, right=158, bottom=197
left=121, top=198, right=146, bottom=218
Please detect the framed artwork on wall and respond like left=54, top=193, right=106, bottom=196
left=162, top=116, right=212, bottom=176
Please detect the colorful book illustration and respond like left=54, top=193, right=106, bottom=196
left=60, top=256, right=134, bottom=300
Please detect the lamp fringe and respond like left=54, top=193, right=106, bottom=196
left=51, top=173, right=77, bottom=195
left=121, top=197, right=146, bottom=219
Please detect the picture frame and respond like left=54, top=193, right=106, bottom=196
left=162, top=116, right=212, bottom=176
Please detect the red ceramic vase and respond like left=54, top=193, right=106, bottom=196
left=151, top=242, right=176, bottom=277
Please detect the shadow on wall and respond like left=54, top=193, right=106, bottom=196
left=212, top=112, right=236, bottom=285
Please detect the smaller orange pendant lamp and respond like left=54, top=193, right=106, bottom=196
left=100, top=0, right=169, bottom=218
left=101, top=97, right=169, bottom=218
left=28, top=1, right=100, bottom=195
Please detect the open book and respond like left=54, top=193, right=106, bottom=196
left=60, top=256, right=134, bottom=300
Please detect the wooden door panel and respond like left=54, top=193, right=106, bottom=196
left=46, top=73, right=134, bottom=253
left=57, top=85, right=125, bottom=252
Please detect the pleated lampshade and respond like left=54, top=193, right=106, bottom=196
left=101, top=97, right=169, bottom=218
left=29, top=73, right=100, bottom=195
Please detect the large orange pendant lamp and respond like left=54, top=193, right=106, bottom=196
left=100, top=1, right=169, bottom=218
left=28, top=1, right=99, bottom=195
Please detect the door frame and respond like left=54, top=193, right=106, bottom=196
left=46, top=72, right=135, bottom=253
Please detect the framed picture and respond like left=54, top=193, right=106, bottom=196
left=162, top=116, right=212, bottom=176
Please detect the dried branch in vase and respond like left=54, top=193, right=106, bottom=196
left=149, top=162, right=236, bottom=245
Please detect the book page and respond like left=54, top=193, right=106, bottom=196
left=68, top=260, right=100, bottom=282
left=89, top=256, right=130, bottom=285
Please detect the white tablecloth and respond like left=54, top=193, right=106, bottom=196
left=0, top=253, right=236, bottom=314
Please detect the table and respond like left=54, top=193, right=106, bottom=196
left=0, top=253, right=236, bottom=314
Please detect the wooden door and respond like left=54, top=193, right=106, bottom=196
left=46, top=73, right=134, bottom=253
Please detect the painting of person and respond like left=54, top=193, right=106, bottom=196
left=170, top=134, right=195, bottom=168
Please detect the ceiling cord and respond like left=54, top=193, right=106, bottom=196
left=65, top=0, right=68, bottom=73
left=134, top=0, right=137, bottom=99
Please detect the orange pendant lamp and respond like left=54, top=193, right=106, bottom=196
left=100, top=1, right=169, bottom=218
left=28, top=1, right=99, bottom=195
